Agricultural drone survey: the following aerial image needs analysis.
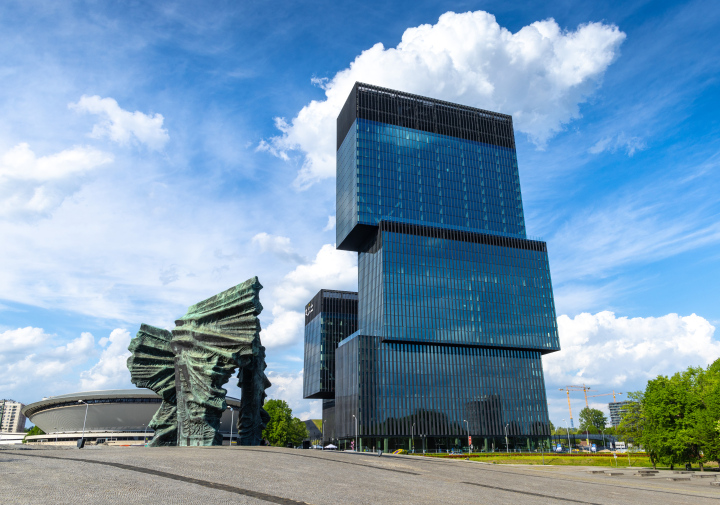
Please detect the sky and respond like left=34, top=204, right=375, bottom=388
left=1, top=0, right=719, bottom=428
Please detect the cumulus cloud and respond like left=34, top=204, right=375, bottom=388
left=589, top=133, right=646, bottom=156
left=0, top=328, right=96, bottom=392
left=70, top=95, right=170, bottom=150
left=260, top=10, right=625, bottom=188
left=251, top=232, right=305, bottom=263
left=261, top=244, right=357, bottom=348
left=266, top=369, right=320, bottom=420
left=544, top=311, right=719, bottom=391
left=0, top=143, right=113, bottom=219
left=323, top=215, right=336, bottom=232
left=80, top=328, right=132, bottom=390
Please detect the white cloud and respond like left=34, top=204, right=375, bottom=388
left=0, top=143, right=113, bottom=219
left=544, top=311, right=719, bottom=392
left=262, top=306, right=304, bottom=348
left=277, top=244, right=357, bottom=309
left=589, top=133, right=646, bottom=156
left=260, top=10, right=625, bottom=188
left=70, top=95, right=169, bottom=150
left=80, top=328, right=132, bottom=390
left=260, top=244, right=357, bottom=349
left=266, top=369, right=320, bottom=421
left=0, top=329, right=96, bottom=392
left=0, top=326, right=50, bottom=350
left=323, top=215, right=336, bottom=232
left=251, top=232, right=305, bottom=263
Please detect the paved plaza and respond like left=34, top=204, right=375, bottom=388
left=2, top=445, right=719, bottom=504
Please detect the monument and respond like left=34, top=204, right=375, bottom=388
left=127, top=276, right=271, bottom=446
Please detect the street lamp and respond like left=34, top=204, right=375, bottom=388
left=463, top=419, right=470, bottom=453
left=504, top=424, right=509, bottom=453
left=322, top=419, right=326, bottom=450
left=412, top=423, right=415, bottom=453
left=78, top=400, right=89, bottom=449
left=229, top=407, right=234, bottom=448
left=601, top=428, right=605, bottom=450
left=352, top=414, right=358, bottom=452
left=563, top=418, right=571, bottom=453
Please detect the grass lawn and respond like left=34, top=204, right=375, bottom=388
left=416, top=453, right=720, bottom=469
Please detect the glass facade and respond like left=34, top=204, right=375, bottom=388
left=302, top=290, right=358, bottom=399
left=329, top=83, right=559, bottom=452
left=336, top=335, right=549, bottom=451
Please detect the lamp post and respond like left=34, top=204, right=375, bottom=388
left=601, top=429, right=605, bottom=450
left=463, top=419, right=470, bottom=453
left=322, top=419, right=326, bottom=450
left=563, top=418, right=571, bottom=453
left=352, top=414, right=357, bottom=452
left=412, top=423, right=415, bottom=453
left=504, top=424, right=509, bottom=453
left=78, top=400, right=89, bottom=448
left=229, top=407, right=234, bottom=447
left=143, top=424, right=148, bottom=446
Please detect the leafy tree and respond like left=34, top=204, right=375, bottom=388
left=262, top=399, right=308, bottom=447
left=619, top=361, right=720, bottom=470
left=578, top=407, right=608, bottom=432
left=22, top=426, right=45, bottom=443
left=548, top=420, right=555, bottom=433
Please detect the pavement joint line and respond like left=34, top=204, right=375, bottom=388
left=461, top=481, right=604, bottom=505
left=5, top=451, right=309, bottom=505
left=243, top=448, right=421, bottom=475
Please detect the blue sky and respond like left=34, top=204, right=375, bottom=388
left=1, top=0, right=718, bottom=427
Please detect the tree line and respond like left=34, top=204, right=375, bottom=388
left=618, top=358, right=720, bottom=469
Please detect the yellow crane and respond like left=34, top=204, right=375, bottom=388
left=558, top=384, right=591, bottom=428
left=586, top=391, right=622, bottom=402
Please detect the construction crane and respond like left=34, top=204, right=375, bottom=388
left=559, top=384, right=592, bottom=428
left=586, top=391, right=623, bottom=402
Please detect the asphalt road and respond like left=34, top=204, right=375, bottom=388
left=2, top=445, right=719, bottom=504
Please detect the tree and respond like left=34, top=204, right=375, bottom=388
left=578, top=407, right=607, bottom=432
left=22, top=426, right=45, bottom=443
left=262, top=399, right=308, bottom=447
left=548, top=420, right=555, bottom=433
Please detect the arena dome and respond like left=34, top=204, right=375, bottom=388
left=22, top=389, right=242, bottom=445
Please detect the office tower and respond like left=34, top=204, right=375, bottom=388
left=303, top=289, right=358, bottom=443
left=332, top=83, right=560, bottom=452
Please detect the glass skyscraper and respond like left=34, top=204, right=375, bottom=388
left=310, top=82, right=559, bottom=452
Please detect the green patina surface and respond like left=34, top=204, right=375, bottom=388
left=126, top=277, right=270, bottom=447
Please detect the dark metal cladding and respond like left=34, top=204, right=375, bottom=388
left=337, top=82, right=515, bottom=150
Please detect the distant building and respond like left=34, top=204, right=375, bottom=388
left=0, top=399, right=26, bottom=433
left=609, top=401, right=632, bottom=427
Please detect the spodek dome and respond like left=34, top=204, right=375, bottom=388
left=22, top=389, right=242, bottom=445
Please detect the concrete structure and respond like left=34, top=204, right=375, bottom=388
left=0, top=399, right=27, bottom=433
left=0, top=433, right=25, bottom=444
left=21, top=389, right=242, bottom=445
left=609, top=400, right=632, bottom=427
